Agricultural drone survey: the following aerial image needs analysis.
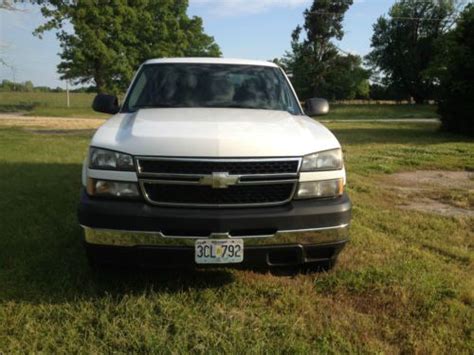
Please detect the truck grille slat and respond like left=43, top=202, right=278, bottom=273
left=138, top=159, right=299, bottom=175
left=143, top=183, right=295, bottom=206
left=136, top=158, right=300, bottom=207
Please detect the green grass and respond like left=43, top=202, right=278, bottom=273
left=0, top=91, right=106, bottom=118
left=325, top=103, right=439, bottom=120
left=0, top=121, right=473, bottom=352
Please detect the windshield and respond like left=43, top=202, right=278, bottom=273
left=122, top=63, right=301, bottom=115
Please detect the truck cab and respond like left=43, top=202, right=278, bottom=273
left=78, top=58, right=351, bottom=270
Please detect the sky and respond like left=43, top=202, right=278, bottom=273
left=0, top=0, right=398, bottom=88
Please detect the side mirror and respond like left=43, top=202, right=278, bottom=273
left=92, top=93, right=120, bottom=114
left=305, top=98, right=329, bottom=116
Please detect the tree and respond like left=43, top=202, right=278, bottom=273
left=435, top=4, right=474, bottom=135
left=33, top=0, right=221, bottom=94
left=282, top=0, right=365, bottom=100
left=319, top=54, right=370, bottom=100
left=181, top=16, right=221, bottom=57
left=24, top=80, right=34, bottom=92
left=271, top=58, right=288, bottom=72
left=366, top=0, right=459, bottom=103
left=369, top=83, right=410, bottom=101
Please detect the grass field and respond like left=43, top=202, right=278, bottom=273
left=326, top=103, right=439, bottom=120
left=0, top=117, right=472, bottom=352
left=0, top=91, right=106, bottom=118
left=0, top=91, right=439, bottom=120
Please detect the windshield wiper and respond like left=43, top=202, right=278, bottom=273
left=214, top=104, right=284, bottom=111
left=211, top=104, right=262, bottom=110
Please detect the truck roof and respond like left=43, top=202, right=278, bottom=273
left=143, top=57, right=279, bottom=68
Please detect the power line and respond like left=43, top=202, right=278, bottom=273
left=308, top=0, right=469, bottom=20
left=390, top=16, right=454, bottom=21
left=309, top=10, right=462, bottom=22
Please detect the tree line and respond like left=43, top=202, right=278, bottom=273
left=2, top=0, right=472, bottom=134
left=0, top=79, right=95, bottom=93
left=277, top=0, right=369, bottom=102
left=32, top=0, right=221, bottom=94
left=280, top=0, right=472, bottom=134
left=280, top=0, right=467, bottom=102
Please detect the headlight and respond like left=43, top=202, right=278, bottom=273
left=87, top=178, right=140, bottom=198
left=301, top=149, right=342, bottom=171
left=295, top=179, right=344, bottom=199
left=89, top=147, right=134, bottom=170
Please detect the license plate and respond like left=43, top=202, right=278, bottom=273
left=195, top=239, right=244, bottom=264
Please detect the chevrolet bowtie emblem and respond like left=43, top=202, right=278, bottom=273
left=200, top=172, right=239, bottom=189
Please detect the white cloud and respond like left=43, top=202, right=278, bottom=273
left=191, top=0, right=309, bottom=16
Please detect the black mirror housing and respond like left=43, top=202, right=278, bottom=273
left=92, top=93, right=120, bottom=114
left=305, top=98, right=329, bottom=116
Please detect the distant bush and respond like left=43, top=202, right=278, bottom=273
left=437, top=5, right=474, bottom=136
left=71, top=86, right=97, bottom=93
left=0, top=80, right=35, bottom=92
left=369, top=84, right=411, bottom=102
left=0, top=80, right=94, bottom=93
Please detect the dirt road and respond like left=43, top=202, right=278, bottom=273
left=0, top=114, right=105, bottom=130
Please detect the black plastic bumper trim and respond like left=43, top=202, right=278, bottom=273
left=78, top=189, right=352, bottom=234
left=85, top=240, right=348, bottom=268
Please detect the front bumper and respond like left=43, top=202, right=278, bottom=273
left=78, top=189, right=351, bottom=267
left=82, top=225, right=349, bottom=247
left=85, top=242, right=348, bottom=268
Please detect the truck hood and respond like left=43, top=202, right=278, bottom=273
left=91, top=108, right=340, bottom=157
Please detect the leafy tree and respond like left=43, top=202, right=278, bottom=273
left=320, top=54, right=370, bottom=100
left=181, top=16, right=221, bottom=57
left=24, top=80, right=34, bottom=92
left=0, top=79, right=36, bottom=92
left=33, top=0, right=221, bottom=94
left=366, top=0, right=459, bottom=103
left=369, top=83, right=410, bottom=101
left=435, top=4, right=474, bottom=135
left=282, top=0, right=369, bottom=100
left=271, top=58, right=288, bottom=72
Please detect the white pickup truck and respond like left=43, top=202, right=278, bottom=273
left=78, top=58, right=351, bottom=271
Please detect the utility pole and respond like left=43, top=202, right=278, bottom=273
left=66, top=80, right=70, bottom=108
left=11, top=67, right=16, bottom=91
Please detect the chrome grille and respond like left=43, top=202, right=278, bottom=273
left=136, top=157, right=301, bottom=207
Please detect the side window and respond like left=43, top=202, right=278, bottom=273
left=278, top=71, right=298, bottom=114
left=128, top=71, right=148, bottom=109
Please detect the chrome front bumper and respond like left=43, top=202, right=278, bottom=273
left=82, top=224, right=349, bottom=247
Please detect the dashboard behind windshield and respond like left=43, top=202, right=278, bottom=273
left=122, top=63, right=302, bottom=115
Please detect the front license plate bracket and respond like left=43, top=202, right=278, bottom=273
left=195, top=239, right=244, bottom=264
